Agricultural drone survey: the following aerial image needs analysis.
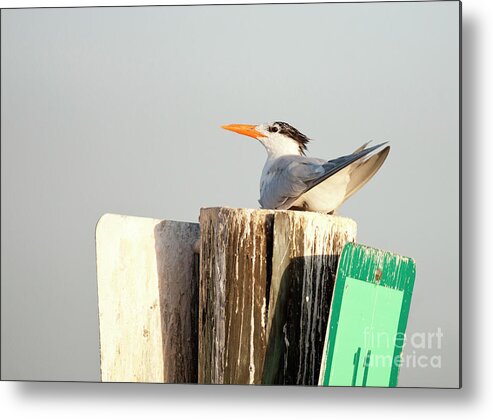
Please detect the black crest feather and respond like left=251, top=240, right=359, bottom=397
left=273, top=121, right=311, bottom=155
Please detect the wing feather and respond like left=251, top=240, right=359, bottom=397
left=343, top=146, right=390, bottom=203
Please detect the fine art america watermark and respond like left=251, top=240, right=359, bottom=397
left=362, top=327, right=444, bottom=369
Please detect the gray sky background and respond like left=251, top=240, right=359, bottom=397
left=1, top=2, right=459, bottom=387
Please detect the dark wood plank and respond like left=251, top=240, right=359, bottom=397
left=263, top=211, right=357, bottom=385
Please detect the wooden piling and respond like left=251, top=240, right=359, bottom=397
left=96, top=214, right=199, bottom=383
left=198, top=207, right=356, bottom=385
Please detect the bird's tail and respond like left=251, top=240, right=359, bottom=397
left=342, top=143, right=390, bottom=204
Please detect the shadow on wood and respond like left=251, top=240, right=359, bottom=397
left=262, top=255, right=338, bottom=385
left=153, top=220, right=200, bottom=383
left=263, top=211, right=357, bottom=385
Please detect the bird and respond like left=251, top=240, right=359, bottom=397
left=221, top=121, right=390, bottom=214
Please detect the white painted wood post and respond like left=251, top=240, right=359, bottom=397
left=96, top=214, right=199, bottom=383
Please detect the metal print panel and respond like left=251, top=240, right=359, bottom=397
left=0, top=1, right=460, bottom=387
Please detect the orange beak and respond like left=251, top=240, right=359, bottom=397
left=221, top=124, right=266, bottom=139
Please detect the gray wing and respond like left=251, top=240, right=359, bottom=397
left=259, top=142, right=388, bottom=210
left=259, top=156, right=326, bottom=210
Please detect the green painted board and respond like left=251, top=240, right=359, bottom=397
left=318, top=243, right=416, bottom=387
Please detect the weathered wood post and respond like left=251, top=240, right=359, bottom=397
left=96, top=214, right=199, bottom=383
left=198, top=207, right=275, bottom=384
left=198, top=207, right=356, bottom=385
left=263, top=211, right=357, bottom=385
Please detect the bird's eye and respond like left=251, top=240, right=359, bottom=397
left=269, top=126, right=279, bottom=133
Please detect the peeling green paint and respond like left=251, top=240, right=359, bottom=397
left=319, top=243, right=416, bottom=387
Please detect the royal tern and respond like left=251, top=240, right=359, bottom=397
left=222, top=121, right=390, bottom=214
